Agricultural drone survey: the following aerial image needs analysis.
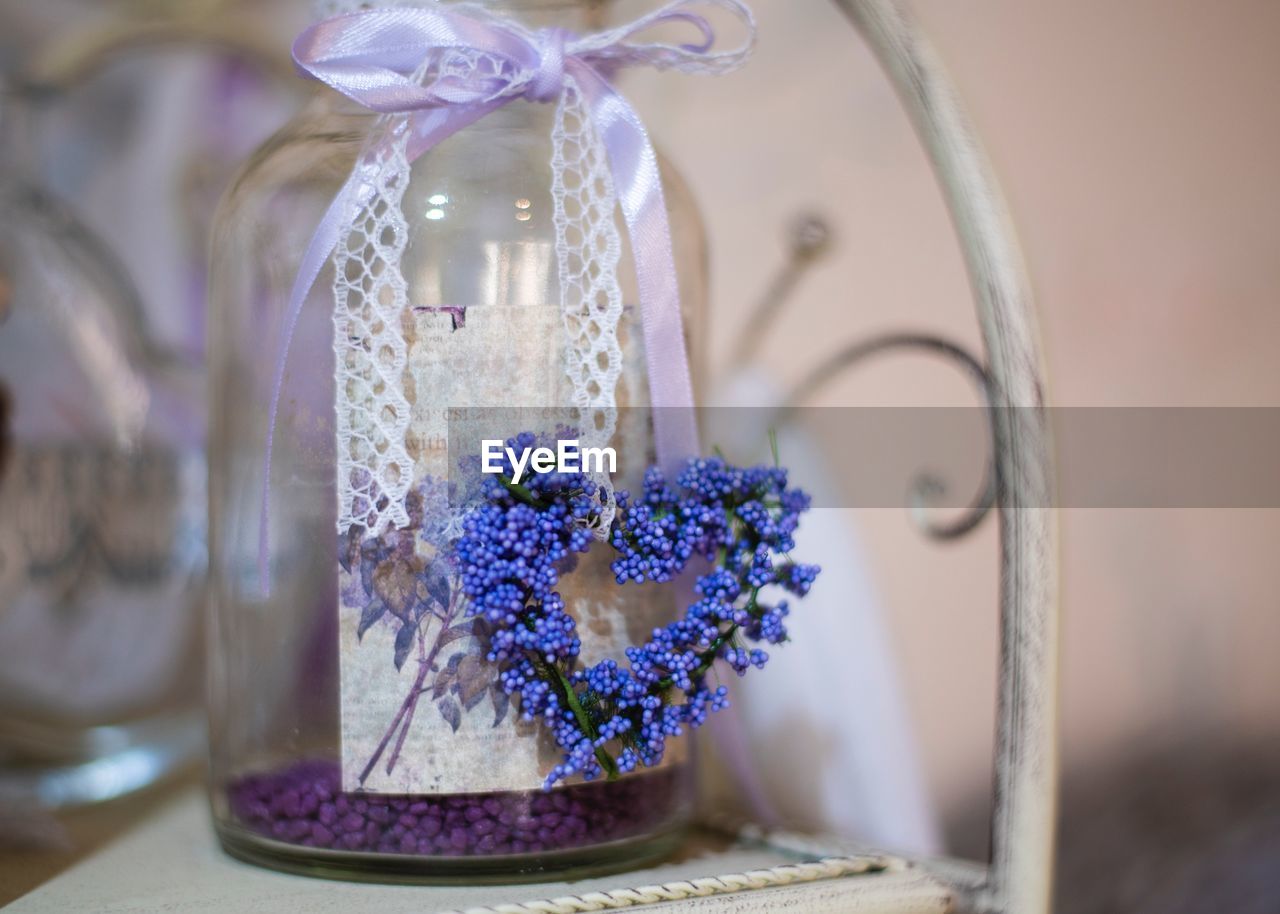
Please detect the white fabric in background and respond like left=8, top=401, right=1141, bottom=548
left=704, top=369, right=941, bottom=855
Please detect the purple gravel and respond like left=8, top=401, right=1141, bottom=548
left=227, top=759, right=683, bottom=857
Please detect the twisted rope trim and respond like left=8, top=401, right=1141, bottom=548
left=440, top=822, right=907, bottom=914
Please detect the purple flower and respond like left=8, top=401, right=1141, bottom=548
left=455, top=434, right=820, bottom=787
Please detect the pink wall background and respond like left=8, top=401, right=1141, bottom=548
left=625, top=0, right=1280, bottom=826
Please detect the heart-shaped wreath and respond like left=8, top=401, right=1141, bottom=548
left=455, top=432, right=821, bottom=789
left=344, top=430, right=820, bottom=790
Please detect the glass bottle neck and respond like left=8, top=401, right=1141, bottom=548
left=303, top=0, right=608, bottom=117
left=395, top=1, right=602, bottom=30
left=510, top=0, right=601, bottom=28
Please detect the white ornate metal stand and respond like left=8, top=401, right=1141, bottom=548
left=470, top=0, right=1061, bottom=910
left=833, top=2, right=1060, bottom=911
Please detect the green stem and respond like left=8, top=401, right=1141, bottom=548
left=499, top=476, right=588, bottom=513
left=656, top=627, right=735, bottom=692
left=654, top=583, right=762, bottom=692
left=537, top=658, right=621, bottom=781
left=499, top=476, right=541, bottom=506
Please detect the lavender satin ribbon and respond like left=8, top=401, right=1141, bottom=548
left=259, top=0, right=755, bottom=590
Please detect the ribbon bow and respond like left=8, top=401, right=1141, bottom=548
left=260, top=0, right=755, bottom=589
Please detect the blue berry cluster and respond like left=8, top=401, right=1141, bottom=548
left=455, top=433, right=820, bottom=789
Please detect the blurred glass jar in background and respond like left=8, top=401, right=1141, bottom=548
left=207, top=0, right=710, bottom=880
left=0, top=80, right=206, bottom=809
left=16, top=0, right=304, bottom=363
left=0, top=0, right=306, bottom=816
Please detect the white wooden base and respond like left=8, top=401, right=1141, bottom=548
left=6, top=792, right=959, bottom=913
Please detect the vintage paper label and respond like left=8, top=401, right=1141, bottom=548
left=338, top=305, right=676, bottom=794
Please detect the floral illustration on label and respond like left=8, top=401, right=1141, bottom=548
left=338, top=307, right=660, bottom=794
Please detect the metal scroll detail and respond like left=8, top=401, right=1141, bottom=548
left=731, top=213, right=998, bottom=542
left=827, top=3, right=1060, bottom=914
left=782, top=332, right=998, bottom=542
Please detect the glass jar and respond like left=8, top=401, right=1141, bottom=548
left=0, top=82, right=206, bottom=809
left=207, top=0, right=709, bottom=881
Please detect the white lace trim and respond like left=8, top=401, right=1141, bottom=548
left=552, top=74, right=623, bottom=530
left=332, top=120, right=414, bottom=536
left=332, top=45, right=626, bottom=538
